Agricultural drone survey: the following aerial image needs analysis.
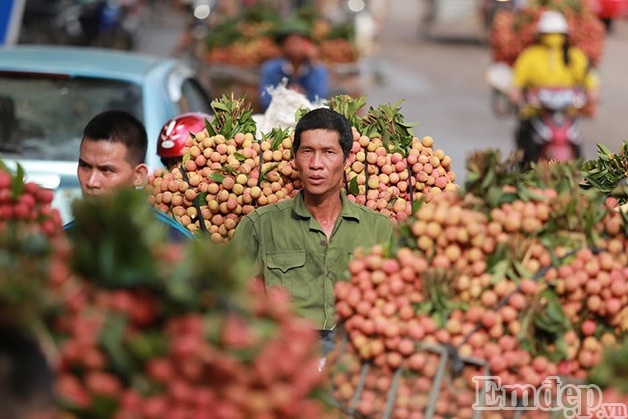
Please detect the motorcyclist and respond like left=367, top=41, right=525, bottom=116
left=157, top=112, right=212, bottom=170
left=258, top=20, right=330, bottom=112
left=508, top=10, right=600, bottom=163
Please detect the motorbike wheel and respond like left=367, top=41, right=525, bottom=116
left=491, top=87, right=514, bottom=118
left=94, top=29, right=134, bottom=51
left=421, top=0, right=437, bottom=39
left=540, top=143, right=581, bottom=162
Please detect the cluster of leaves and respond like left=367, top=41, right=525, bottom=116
left=207, top=94, right=257, bottom=139
left=522, top=289, right=572, bottom=361
left=581, top=141, right=628, bottom=204
left=326, top=94, right=367, bottom=128
left=360, top=101, right=416, bottom=155
left=69, top=187, right=254, bottom=308
left=464, top=149, right=524, bottom=207
left=529, top=0, right=591, bottom=15
left=324, top=94, right=417, bottom=156
left=69, top=188, right=172, bottom=290
left=464, top=149, right=610, bottom=245
left=204, top=3, right=355, bottom=51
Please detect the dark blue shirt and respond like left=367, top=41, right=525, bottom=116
left=259, top=58, right=330, bottom=111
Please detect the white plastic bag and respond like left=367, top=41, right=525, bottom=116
left=255, top=82, right=326, bottom=137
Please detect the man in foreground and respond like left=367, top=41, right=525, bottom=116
left=231, top=108, right=393, bottom=341
left=64, top=110, right=193, bottom=242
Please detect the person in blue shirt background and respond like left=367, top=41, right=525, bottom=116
left=63, top=110, right=194, bottom=242
left=258, top=20, right=330, bottom=112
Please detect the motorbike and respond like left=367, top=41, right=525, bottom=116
left=485, top=62, right=587, bottom=166
left=515, top=87, right=587, bottom=164
left=52, top=0, right=140, bottom=50
left=19, top=0, right=71, bottom=44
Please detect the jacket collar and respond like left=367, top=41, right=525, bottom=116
left=292, top=190, right=360, bottom=222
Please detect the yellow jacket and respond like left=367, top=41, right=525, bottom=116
left=512, top=44, right=599, bottom=91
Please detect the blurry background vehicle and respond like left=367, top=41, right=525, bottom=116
left=17, top=0, right=68, bottom=45
left=19, top=0, right=145, bottom=50
left=516, top=87, right=587, bottom=165
left=588, top=0, right=628, bottom=31
left=0, top=45, right=213, bottom=223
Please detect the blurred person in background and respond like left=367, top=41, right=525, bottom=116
left=258, top=20, right=330, bottom=112
left=508, top=10, right=599, bottom=161
left=0, top=324, right=55, bottom=419
left=157, top=112, right=212, bottom=170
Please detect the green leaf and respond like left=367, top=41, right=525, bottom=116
left=99, top=313, right=133, bottom=375
left=194, top=192, right=208, bottom=207
left=127, top=331, right=169, bottom=361
left=182, top=153, right=191, bottom=167
left=513, top=260, right=535, bottom=279
left=432, top=310, right=444, bottom=329
left=211, top=102, right=230, bottom=112
left=204, top=116, right=217, bottom=137
left=209, top=173, right=225, bottom=183
left=490, top=260, right=509, bottom=284
left=11, top=163, right=25, bottom=198
left=89, top=395, right=119, bottom=419
left=479, top=168, right=496, bottom=190
left=234, top=152, right=246, bottom=162
left=411, top=197, right=425, bottom=215
left=348, top=175, right=360, bottom=195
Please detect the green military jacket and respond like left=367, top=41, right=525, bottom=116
left=231, top=190, right=394, bottom=330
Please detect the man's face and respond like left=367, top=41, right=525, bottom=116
left=282, top=34, right=310, bottom=61
left=294, top=129, right=346, bottom=200
left=77, top=137, right=147, bottom=197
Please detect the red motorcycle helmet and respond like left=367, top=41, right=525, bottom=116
left=157, top=112, right=211, bottom=159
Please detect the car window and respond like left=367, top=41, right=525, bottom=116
left=178, top=78, right=213, bottom=115
left=0, top=74, right=142, bottom=161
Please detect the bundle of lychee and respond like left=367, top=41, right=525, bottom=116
left=0, top=160, right=71, bottom=327
left=326, top=151, right=627, bottom=418
left=490, top=0, right=606, bottom=66
left=51, top=188, right=334, bottom=419
left=336, top=95, right=458, bottom=222
left=147, top=94, right=457, bottom=241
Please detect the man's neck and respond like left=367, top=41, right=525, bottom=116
left=283, top=58, right=307, bottom=75
left=304, top=191, right=343, bottom=237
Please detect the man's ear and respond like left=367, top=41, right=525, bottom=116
left=133, top=163, right=149, bottom=187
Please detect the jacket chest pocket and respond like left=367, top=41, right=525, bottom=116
left=265, top=250, right=309, bottom=302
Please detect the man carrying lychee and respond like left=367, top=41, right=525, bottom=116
left=231, top=108, right=393, bottom=352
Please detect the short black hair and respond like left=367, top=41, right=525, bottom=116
left=0, top=324, right=55, bottom=418
left=293, top=108, right=353, bottom=159
left=82, top=110, right=148, bottom=166
left=274, top=19, right=311, bottom=45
